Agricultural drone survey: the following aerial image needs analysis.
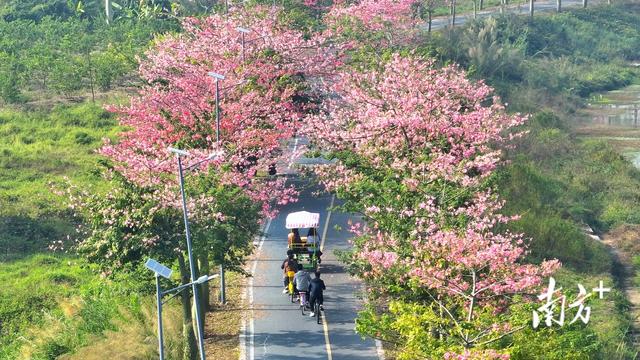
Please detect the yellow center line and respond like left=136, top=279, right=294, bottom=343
left=320, top=194, right=335, bottom=360
left=322, top=311, right=333, bottom=360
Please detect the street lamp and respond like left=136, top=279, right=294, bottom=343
left=167, top=147, right=223, bottom=360
left=207, top=72, right=225, bottom=148
left=145, top=258, right=219, bottom=360
left=206, top=72, right=228, bottom=305
left=235, top=27, right=251, bottom=62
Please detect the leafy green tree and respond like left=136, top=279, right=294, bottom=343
left=0, top=52, right=22, bottom=103
left=49, top=54, right=85, bottom=95
left=62, top=166, right=261, bottom=359
left=92, top=44, right=131, bottom=90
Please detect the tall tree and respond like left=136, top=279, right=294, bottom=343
left=305, top=54, right=559, bottom=358
left=93, top=6, right=334, bottom=355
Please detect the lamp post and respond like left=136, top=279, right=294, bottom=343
left=207, top=72, right=225, bottom=147
left=235, top=27, right=250, bottom=62
left=168, top=147, right=222, bottom=360
left=206, top=72, right=228, bottom=304
left=145, top=258, right=219, bottom=360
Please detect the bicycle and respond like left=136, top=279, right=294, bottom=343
left=314, top=301, right=321, bottom=324
left=299, top=290, right=308, bottom=315
left=287, top=271, right=296, bottom=303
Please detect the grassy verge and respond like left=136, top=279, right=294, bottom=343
left=204, top=271, right=244, bottom=360
left=0, top=102, right=124, bottom=258
left=0, top=254, right=183, bottom=359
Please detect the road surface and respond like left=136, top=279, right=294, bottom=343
left=240, top=139, right=381, bottom=360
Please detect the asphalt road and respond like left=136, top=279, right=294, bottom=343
left=429, top=0, right=603, bottom=30
left=240, top=181, right=380, bottom=360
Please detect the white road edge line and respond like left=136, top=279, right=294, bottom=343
left=375, top=339, right=386, bottom=360
left=287, top=138, right=299, bottom=170
left=320, top=194, right=335, bottom=252
left=322, top=311, right=333, bottom=360
left=239, top=218, right=272, bottom=360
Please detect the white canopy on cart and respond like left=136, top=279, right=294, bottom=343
left=285, top=211, right=320, bottom=229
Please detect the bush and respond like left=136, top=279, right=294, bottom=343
left=74, top=131, right=94, bottom=145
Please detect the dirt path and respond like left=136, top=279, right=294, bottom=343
left=600, top=226, right=640, bottom=348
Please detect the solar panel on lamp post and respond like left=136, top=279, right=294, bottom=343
left=145, top=258, right=173, bottom=360
left=167, top=147, right=222, bottom=360
left=145, top=258, right=220, bottom=360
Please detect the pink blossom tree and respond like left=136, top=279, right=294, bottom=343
left=305, top=54, right=559, bottom=358
left=324, top=0, right=424, bottom=49
left=327, top=0, right=421, bottom=31
left=102, top=6, right=335, bottom=217
left=70, top=7, right=336, bottom=358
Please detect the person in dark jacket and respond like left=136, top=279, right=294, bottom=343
left=308, top=271, right=326, bottom=317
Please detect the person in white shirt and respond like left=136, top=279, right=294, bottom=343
left=306, top=228, right=322, bottom=263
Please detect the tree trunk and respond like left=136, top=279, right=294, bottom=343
left=451, top=0, right=456, bottom=27
left=480, top=0, right=484, bottom=10
left=428, top=11, right=432, bottom=32
left=198, top=255, right=210, bottom=312
left=529, top=0, right=534, bottom=16
left=557, top=0, right=561, bottom=12
left=473, top=0, right=477, bottom=18
left=178, top=254, right=197, bottom=360
left=583, top=0, right=587, bottom=7
left=86, top=50, right=95, bottom=103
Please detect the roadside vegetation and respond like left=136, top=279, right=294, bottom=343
left=0, top=254, right=184, bottom=359
left=0, top=102, right=122, bottom=258
left=328, top=2, right=640, bottom=358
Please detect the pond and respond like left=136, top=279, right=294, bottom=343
left=576, top=84, right=640, bottom=168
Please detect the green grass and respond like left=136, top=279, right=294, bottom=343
left=0, top=254, right=183, bottom=360
left=0, top=101, right=123, bottom=258
left=495, top=112, right=640, bottom=275
left=510, top=268, right=635, bottom=359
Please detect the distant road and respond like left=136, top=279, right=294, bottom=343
left=429, top=0, right=605, bottom=30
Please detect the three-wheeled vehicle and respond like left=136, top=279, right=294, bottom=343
left=285, top=211, right=321, bottom=271
left=284, top=211, right=321, bottom=304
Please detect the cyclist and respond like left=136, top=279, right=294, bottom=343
left=281, top=252, right=299, bottom=294
left=292, top=264, right=311, bottom=306
left=308, top=271, right=325, bottom=317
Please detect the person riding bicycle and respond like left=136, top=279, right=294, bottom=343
left=309, top=271, right=326, bottom=317
left=281, top=252, right=299, bottom=294
left=292, top=264, right=311, bottom=305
